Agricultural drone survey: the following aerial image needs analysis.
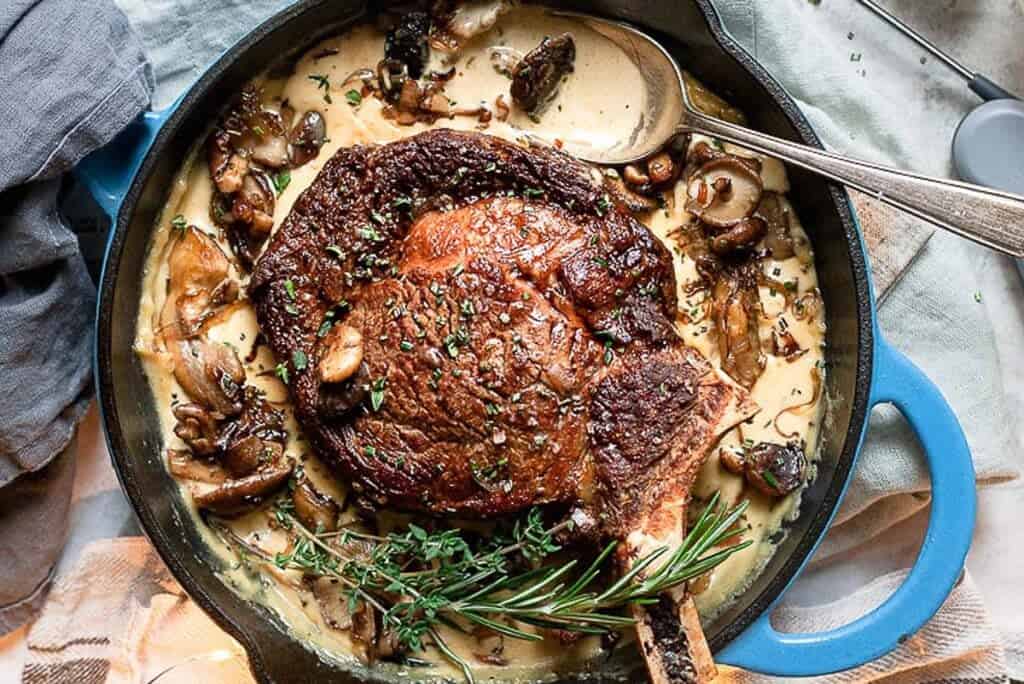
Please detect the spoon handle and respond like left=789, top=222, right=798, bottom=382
left=684, top=113, right=1024, bottom=258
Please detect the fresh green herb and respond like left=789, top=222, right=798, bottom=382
left=595, top=194, right=612, bottom=216
left=973, top=291, right=983, bottom=303
left=317, top=319, right=334, bottom=338
left=308, top=74, right=333, bottom=103
left=484, top=162, right=497, bottom=173
left=370, top=377, right=386, bottom=411
left=762, top=470, right=780, bottom=491
left=345, top=89, right=363, bottom=106
left=285, top=303, right=299, bottom=316
left=451, top=263, right=465, bottom=277
left=170, top=214, right=188, bottom=232
left=275, top=363, right=290, bottom=384
left=359, top=226, right=383, bottom=242
left=292, top=350, right=308, bottom=371
left=460, top=299, right=476, bottom=317
left=283, top=279, right=297, bottom=300
left=326, top=244, right=344, bottom=258
left=393, top=195, right=413, bottom=210
left=400, top=340, right=414, bottom=352
left=498, top=312, right=511, bottom=325
left=234, top=494, right=750, bottom=683
left=272, top=170, right=291, bottom=195
left=523, top=187, right=544, bottom=198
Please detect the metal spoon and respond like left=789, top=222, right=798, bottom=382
left=554, top=11, right=1024, bottom=258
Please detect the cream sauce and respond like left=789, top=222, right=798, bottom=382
left=135, top=5, right=825, bottom=678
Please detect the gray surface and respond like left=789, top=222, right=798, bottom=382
left=953, top=99, right=1024, bottom=193
left=0, top=0, right=152, bottom=633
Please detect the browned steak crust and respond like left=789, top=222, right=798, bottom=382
left=251, top=129, right=745, bottom=534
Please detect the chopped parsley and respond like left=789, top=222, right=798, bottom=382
left=370, top=377, right=386, bottom=411
left=308, top=74, right=332, bottom=103
left=170, top=214, right=187, bottom=232
left=283, top=279, right=297, bottom=300
left=595, top=194, right=612, bottom=216
left=275, top=363, right=290, bottom=384
left=292, top=350, right=308, bottom=371
left=523, top=187, right=544, bottom=199
left=762, top=470, right=781, bottom=490
left=400, top=340, right=414, bottom=352
left=272, top=170, right=291, bottom=195
left=345, top=89, right=362, bottom=106
left=359, top=226, right=383, bottom=242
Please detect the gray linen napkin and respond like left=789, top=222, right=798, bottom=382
left=0, top=0, right=153, bottom=633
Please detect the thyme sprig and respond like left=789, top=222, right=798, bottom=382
left=219, top=494, right=750, bottom=683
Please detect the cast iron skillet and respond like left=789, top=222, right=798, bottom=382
left=78, top=0, right=977, bottom=681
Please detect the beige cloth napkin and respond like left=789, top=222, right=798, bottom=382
left=22, top=538, right=1007, bottom=684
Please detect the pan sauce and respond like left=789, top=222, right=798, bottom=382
left=135, top=5, right=825, bottom=679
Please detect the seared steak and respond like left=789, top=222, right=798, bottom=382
left=251, top=129, right=752, bottom=537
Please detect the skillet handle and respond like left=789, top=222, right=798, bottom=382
left=716, top=336, right=975, bottom=675
left=75, top=106, right=175, bottom=219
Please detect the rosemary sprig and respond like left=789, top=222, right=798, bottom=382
left=222, top=494, right=750, bottom=683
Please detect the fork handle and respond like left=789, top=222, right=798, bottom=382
left=683, top=112, right=1024, bottom=258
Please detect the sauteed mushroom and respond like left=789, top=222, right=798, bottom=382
left=686, top=157, right=764, bottom=228
left=710, top=266, right=764, bottom=389
left=756, top=192, right=795, bottom=260
left=193, top=459, right=295, bottom=515
left=171, top=339, right=245, bottom=416
left=319, top=324, right=364, bottom=384
left=510, top=33, right=575, bottom=114
left=293, top=480, right=340, bottom=532
left=709, top=216, right=767, bottom=255
left=745, top=442, right=805, bottom=496
left=163, top=226, right=238, bottom=337
left=288, top=110, right=327, bottom=166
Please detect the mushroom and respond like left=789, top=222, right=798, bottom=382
left=745, top=442, right=805, bottom=496
left=756, top=192, right=795, bottom=260
left=646, top=152, right=676, bottom=185
left=171, top=339, right=245, bottom=416
left=488, top=46, right=523, bottom=77
left=709, top=216, right=767, bottom=255
left=172, top=403, right=223, bottom=456
left=441, top=0, right=512, bottom=45
left=223, top=435, right=283, bottom=477
left=711, top=266, right=764, bottom=389
left=686, top=157, right=764, bottom=228
left=292, top=480, right=340, bottom=532
left=232, top=170, right=276, bottom=237
left=288, top=110, right=326, bottom=167
left=167, top=448, right=228, bottom=483
left=384, top=10, right=431, bottom=79
left=319, top=324, right=364, bottom=384
left=604, top=174, right=660, bottom=214
left=163, top=226, right=238, bottom=337
left=771, top=328, right=804, bottom=360
left=310, top=576, right=354, bottom=630
left=718, top=445, right=746, bottom=476
left=193, top=458, right=294, bottom=515
left=510, top=33, right=576, bottom=114
left=208, top=129, right=249, bottom=194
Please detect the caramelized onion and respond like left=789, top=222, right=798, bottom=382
left=773, top=367, right=822, bottom=440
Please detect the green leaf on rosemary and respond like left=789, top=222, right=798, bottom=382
left=220, top=493, right=750, bottom=683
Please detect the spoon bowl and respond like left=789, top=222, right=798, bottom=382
left=554, top=10, right=1024, bottom=259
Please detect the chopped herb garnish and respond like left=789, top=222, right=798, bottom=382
left=595, top=194, right=612, bottom=216
left=974, top=291, right=983, bottom=303
left=523, top=187, right=544, bottom=198
left=762, top=470, right=781, bottom=490
left=317, top=319, right=334, bottom=338
left=170, top=214, right=187, bottom=232
left=359, top=226, right=383, bottom=242
left=272, top=170, right=291, bottom=195
left=484, top=162, right=497, bottom=173
left=275, top=363, right=290, bottom=384
left=325, top=244, right=344, bottom=258
left=308, top=74, right=332, bottom=103
left=498, top=312, right=511, bottom=325
left=292, top=350, right=308, bottom=371
left=345, top=89, right=362, bottom=106
left=283, top=279, right=297, bottom=300
left=460, top=299, right=475, bottom=317
left=400, top=340, right=414, bottom=352
left=370, top=377, right=386, bottom=412
left=285, top=303, right=299, bottom=316
left=451, top=263, right=465, bottom=277
left=393, top=195, right=413, bottom=210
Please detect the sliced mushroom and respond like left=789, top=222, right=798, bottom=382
left=293, top=481, right=340, bottom=532
left=646, top=152, right=675, bottom=186
left=510, top=33, right=575, bottom=114
left=167, top=448, right=228, bottom=483
left=163, top=226, right=238, bottom=338
left=350, top=599, right=378, bottom=662
left=223, top=435, right=283, bottom=477
left=319, top=324, right=364, bottom=384
left=686, top=157, right=764, bottom=228
left=488, top=46, right=523, bottom=77
left=442, top=0, right=511, bottom=44
left=745, top=442, right=805, bottom=496
left=171, top=339, right=245, bottom=416
left=172, top=403, right=223, bottom=457
left=718, top=445, right=746, bottom=476
left=711, top=266, right=764, bottom=389
left=771, top=328, right=805, bottom=361
left=756, top=192, right=795, bottom=260
left=384, top=10, right=430, bottom=79
left=193, top=458, right=294, bottom=515
left=604, top=174, right=659, bottom=214
left=310, top=576, right=353, bottom=630
left=288, top=110, right=327, bottom=167
left=250, top=133, right=289, bottom=169
left=232, top=171, right=276, bottom=237
left=208, top=129, right=249, bottom=194
left=709, top=216, right=767, bottom=255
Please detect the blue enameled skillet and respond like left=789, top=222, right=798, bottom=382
left=79, top=1, right=976, bottom=681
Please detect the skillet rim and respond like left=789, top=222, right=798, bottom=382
left=95, top=0, right=875, bottom=679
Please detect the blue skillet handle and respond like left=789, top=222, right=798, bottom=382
left=717, top=335, right=975, bottom=675
left=75, top=105, right=176, bottom=220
